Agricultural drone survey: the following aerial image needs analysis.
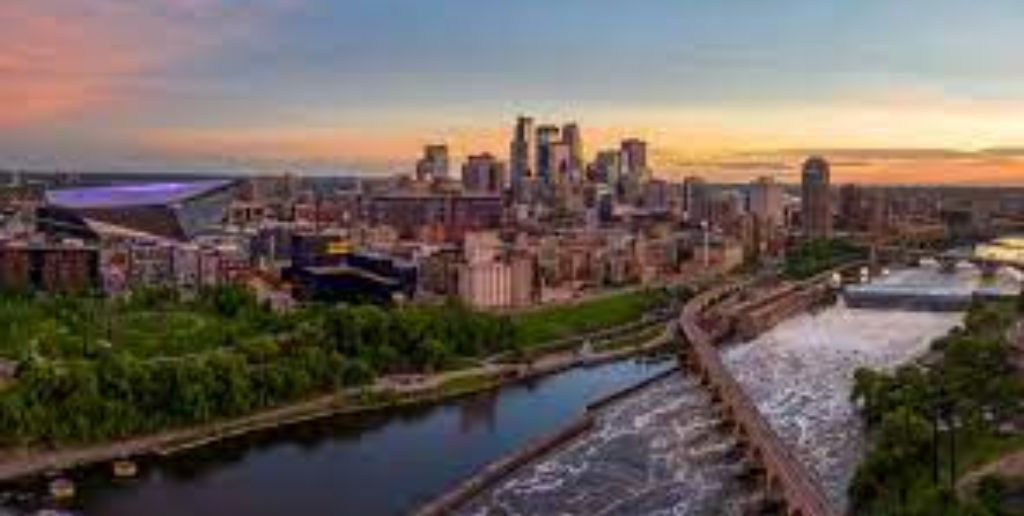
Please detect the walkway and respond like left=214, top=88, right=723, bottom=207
left=679, top=282, right=837, bottom=516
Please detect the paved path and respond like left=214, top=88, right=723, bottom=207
left=0, top=331, right=670, bottom=483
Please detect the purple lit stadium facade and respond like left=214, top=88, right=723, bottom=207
left=39, top=180, right=238, bottom=242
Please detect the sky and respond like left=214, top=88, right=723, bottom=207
left=5, top=0, right=1024, bottom=184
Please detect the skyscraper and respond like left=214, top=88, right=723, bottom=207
left=620, top=138, right=648, bottom=179
left=838, top=183, right=865, bottom=231
left=509, top=116, right=534, bottom=188
left=561, top=122, right=583, bottom=174
left=416, top=144, right=449, bottom=182
left=546, top=142, right=572, bottom=187
left=592, top=150, right=623, bottom=185
left=535, top=125, right=561, bottom=184
left=748, top=176, right=784, bottom=227
left=462, top=153, right=507, bottom=193
left=801, top=156, right=832, bottom=239
left=683, top=175, right=709, bottom=223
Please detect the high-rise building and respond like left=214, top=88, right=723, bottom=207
left=865, top=189, right=889, bottom=236
left=592, top=150, right=623, bottom=185
left=535, top=125, right=561, bottom=184
left=546, top=142, right=572, bottom=187
left=801, top=156, right=832, bottom=239
left=620, top=138, right=649, bottom=179
left=748, top=176, right=784, bottom=227
left=509, top=116, right=534, bottom=187
left=561, top=123, right=583, bottom=173
left=683, top=176, right=709, bottom=223
left=838, top=183, right=865, bottom=231
left=462, top=153, right=508, bottom=194
left=416, top=144, right=450, bottom=182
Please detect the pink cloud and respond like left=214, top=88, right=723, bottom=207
left=0, top=1, right=294, bottom=128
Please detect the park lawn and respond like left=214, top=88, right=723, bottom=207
left=512, top=290, right=661, bottom=348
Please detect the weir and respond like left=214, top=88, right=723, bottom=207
left=844, top=263, right=1020, bottom=311
left=678, top=280, right=838, bottom=516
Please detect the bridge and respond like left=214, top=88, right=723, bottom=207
left=871, top=245, right=1023, bottom=278
left=678, top=280, right=838, bottom=516
left=850, top=217, right=1024, bottom=275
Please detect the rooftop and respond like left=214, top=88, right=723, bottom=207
left=46, top=180, right=234, bottom=209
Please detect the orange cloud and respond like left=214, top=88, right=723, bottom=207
left=0, top=1, right=294, bottom=128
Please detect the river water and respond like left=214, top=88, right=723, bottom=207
left=722, top=299, right=961, bottom=510
left=0, top=357, right=673, bottom=516
left=722, top=264, right=1017, bottom=510
left=4, top=265, right=1013, bottom=516
left=465, top=265, right=1007, bottom=515
left=459, top=373, right=760, bottom=516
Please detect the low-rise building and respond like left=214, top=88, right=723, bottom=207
left=0, top=241, right=101, bottom=295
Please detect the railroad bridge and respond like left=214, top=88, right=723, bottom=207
left=677, top=280, right=838, bottom=516
left=872, top=245, right=1020, bottom=277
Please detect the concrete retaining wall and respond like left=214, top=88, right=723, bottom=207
left=415, top=364, right=679, bottom=516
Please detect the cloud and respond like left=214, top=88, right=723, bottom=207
left=0, top=0, right=294, bottom=127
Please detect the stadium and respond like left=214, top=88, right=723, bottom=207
left=38, top=180, right=238, bottom=242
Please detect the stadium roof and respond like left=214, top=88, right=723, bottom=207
left=46, top=180, right=234, bottom=209
left=40, top=180, right=237, bottom=241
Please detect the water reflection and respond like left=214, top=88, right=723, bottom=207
left=0, top=358, right=672, bottom=516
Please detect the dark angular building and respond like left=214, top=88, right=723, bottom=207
left=39, top=180, right=238, bottom=242
left=289, top=252, right=418, bottom=304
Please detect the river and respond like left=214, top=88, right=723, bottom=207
left=464, top=265, right=1008, bottom=515
left=5, top=264, right=1014, bottom=516
left=722, top=264, right=1018, bottom=510
left=458, top=372, right=760, bottom=516
left=722, top=297, right=961, bottom=510
left=0, top=357, right=673, bottom=516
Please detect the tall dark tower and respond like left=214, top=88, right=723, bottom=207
left=801, top=156, right=832, bottom=240
left=509, top=116, right=534, bottom=188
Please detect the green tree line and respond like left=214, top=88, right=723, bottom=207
left=0, top=288, right=519, bottom=445
left=849, top=299, right=1024, bottom=515
left=783, top=238, right=864, bottom=280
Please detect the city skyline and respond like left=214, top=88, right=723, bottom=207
left=6, top=1, right=1024, bottom=184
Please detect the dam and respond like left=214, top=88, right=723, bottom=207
left=461, top=264, right=1014, bottom=515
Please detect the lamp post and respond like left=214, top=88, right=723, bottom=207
left=701, top=219, right=710, bottom=268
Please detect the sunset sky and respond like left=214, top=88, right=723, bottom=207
left=5, top=0, right=1024, bottom=184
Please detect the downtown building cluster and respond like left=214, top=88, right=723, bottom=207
left=2, top=121, right=1024, bottom=311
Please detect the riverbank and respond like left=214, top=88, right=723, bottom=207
left=415, top=365, right=682, bottom=516
left=0, top=326, right=672, bottom=484
left=847, top=295, right=1023, bottom=514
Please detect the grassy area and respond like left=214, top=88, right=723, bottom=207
left=512, top=289, right=666, bottom=348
